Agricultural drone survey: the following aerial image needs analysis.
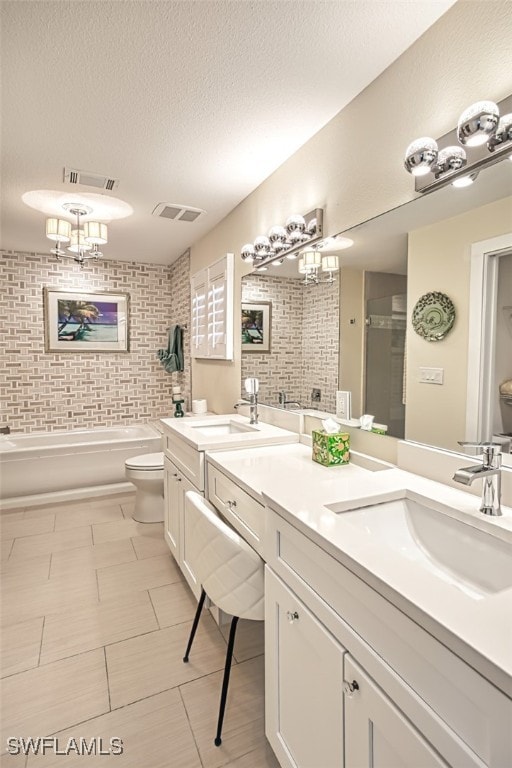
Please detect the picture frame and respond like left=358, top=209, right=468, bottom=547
left=241, top=301, right=271, bottom=352
left=43, top=288, right=130, bottom=353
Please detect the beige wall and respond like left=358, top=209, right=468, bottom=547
left=189, top=1, right=512, bottom=413
left=406, top=196, right=512, bottom=451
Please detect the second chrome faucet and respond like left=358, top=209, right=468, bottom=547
left=453, top=442, right=502, bottom=516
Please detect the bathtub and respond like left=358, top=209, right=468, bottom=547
left=0, top=424, right=162, bottom=506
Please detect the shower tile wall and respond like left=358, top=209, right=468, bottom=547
left=0, top=250, right=191, bottom=433
left=242, top=274, right=339, bottom=412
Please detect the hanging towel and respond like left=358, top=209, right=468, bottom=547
left=157, top=325, right=184, bottom=373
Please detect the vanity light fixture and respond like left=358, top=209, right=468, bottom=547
left=239, top=208, right=323, bottom=270
left=46, top=204, right=108, bottom=268
left=404, top=93, right=512, bottom=193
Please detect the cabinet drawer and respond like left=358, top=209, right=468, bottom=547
left=164, top=434, right=204, bottom=490
left=207, top=464, right=264, bottom=554
left=266, top=511, right=511, bottom=767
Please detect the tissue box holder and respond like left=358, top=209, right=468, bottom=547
left=312, top=430, right=350, bottom=466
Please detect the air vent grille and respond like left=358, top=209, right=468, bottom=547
left=64, top=167, right=119, bottom=191
left=152, top=203, right=206, bottom=222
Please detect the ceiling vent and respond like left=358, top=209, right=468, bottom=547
left=152, top=203, right=206, bottom=222
left=64, top=167, right=120, bottom=191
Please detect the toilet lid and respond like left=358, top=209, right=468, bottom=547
left=125, top=452, right=164, bottom=470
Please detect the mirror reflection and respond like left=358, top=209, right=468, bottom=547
left=242, top=157, right=512, bottom=452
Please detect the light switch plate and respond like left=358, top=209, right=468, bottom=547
left=336, top=390, right=352, bottom=419
left=419, top=367, right=444, bottom=385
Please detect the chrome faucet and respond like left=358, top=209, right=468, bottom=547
left=453, top=442, right=502, bottom=516
left=278, top=390, right=301, bottom=409
left=244, top=377, right=259, bottom=425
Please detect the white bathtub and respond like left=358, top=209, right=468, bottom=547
left=0, top=424, right=162, bottom=506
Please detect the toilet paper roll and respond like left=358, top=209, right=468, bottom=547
left=192, top=399, right=207, bottom=414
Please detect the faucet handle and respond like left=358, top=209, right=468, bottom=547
left=458, top=441, right=502, bottom=467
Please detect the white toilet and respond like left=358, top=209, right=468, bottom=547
left=125, top=452, right=165, bottom=523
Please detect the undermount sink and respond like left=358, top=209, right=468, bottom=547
left=326, top=494, right=512, bottom=597
left=190, top=421, right=257, bottom=437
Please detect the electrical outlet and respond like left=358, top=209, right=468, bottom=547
left=336, top=390, right=352, bottom=420
left=311, top=388, right=321, bottom=402
left=419, top=367, right=444, bottom=385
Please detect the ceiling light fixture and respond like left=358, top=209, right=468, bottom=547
left=299, top=250, right=340, bottom=287
left=404, top=93, right=511, bottom=193
left=240, top=209, right=323, bottom=270
left=46, top=204, right=108, bottom=268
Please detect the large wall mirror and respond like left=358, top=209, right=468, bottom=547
left=241, top=156, right=512, bottom=457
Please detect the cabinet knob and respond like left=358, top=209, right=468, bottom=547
left=343, top=680, right=360, bottom=697
left=286, top=610, right=299, bottom=623
left=227, top=499, right=237, bottom=509
left=176, top=477, right=182, bottom=482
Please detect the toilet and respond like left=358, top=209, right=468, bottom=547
left=125, top=452, right=165, bottom=523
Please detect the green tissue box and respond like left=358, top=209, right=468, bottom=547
left=312, top=430, right=350, bottom=466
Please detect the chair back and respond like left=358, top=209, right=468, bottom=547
left=184, top=491, right=264, bottom=620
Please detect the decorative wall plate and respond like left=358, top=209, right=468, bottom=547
left=412, top=291, right=455, bottom=341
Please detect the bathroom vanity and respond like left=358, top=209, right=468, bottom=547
left=160, top=414, right=298, bottom=596
left=205, top=442, right=512, bottom=768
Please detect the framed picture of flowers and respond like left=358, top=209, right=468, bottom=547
left=43, top=288, right=130, bottom=352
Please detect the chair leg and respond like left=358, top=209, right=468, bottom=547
left=183, top=588, right=206, bottom=663
left=214, top=615, right=239, bottom=747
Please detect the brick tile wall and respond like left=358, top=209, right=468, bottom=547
left=242, top=273, right=339, bottom=412
left=0, top=250, right=191, bottom=433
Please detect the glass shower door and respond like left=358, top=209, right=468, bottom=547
left=364, top=294, right=406, bottom=438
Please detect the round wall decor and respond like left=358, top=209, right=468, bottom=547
left=412, top=291, right=455, bottom=341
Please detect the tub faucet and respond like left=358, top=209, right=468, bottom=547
left=453, top=442, right=502, bottom=516
left=278, top=391, right=302, bottom=409
left=0, top=425, right=10, bottom=435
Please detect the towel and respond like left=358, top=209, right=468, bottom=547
left=157, top=325, right=184, bottom=373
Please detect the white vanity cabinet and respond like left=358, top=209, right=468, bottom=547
left=163, top=455, right=201, bottom=599
left=344, top=656, right=449, bottom=768
left=265, top=509, right=509, bottom=768
left=207, top=463, right=265, bottom=555
left=265, top=567, right=345, bottom=768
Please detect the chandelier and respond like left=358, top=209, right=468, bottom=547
left=298, top=251, right=340, bottom=286
left=45, top=204, right=108, bottom=268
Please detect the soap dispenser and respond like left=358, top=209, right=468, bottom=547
left=172, top=386, right=185, bottom=418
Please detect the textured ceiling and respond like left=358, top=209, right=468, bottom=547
left=1, top=0, right=456, bottom=265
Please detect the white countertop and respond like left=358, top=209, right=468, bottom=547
left=160, top=413, right=299, bottom=451
left=206, top=443, right=512, bottom=697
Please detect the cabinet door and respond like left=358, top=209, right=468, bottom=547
left=164, top=457, right=180, bottom=561
left=344, top=656, right=449, bottom=768
left=191, top=268, right=208, bottom=358
left=179, top=471, right=203, bottom=600
left=265, top=568, right=344, bottom=768
left=207, top=253, right=233, bottom=360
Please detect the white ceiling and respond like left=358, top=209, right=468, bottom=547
left=1, top=0, right=456, bottom=266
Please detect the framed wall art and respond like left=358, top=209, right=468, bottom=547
left=43, top=288, right=130, bottom=352
left=241, top=301, right=271, bottom=352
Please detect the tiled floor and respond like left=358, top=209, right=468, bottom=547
left=0, top=493, right=279, bottom=768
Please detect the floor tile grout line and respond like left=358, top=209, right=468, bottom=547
left=104, top=646, right=112, bottom=712
left=146, top=588, right=161, bottom=629
left=37, top=616, right=46, bottom=668
left=178, top=684, right=205, bottom=768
